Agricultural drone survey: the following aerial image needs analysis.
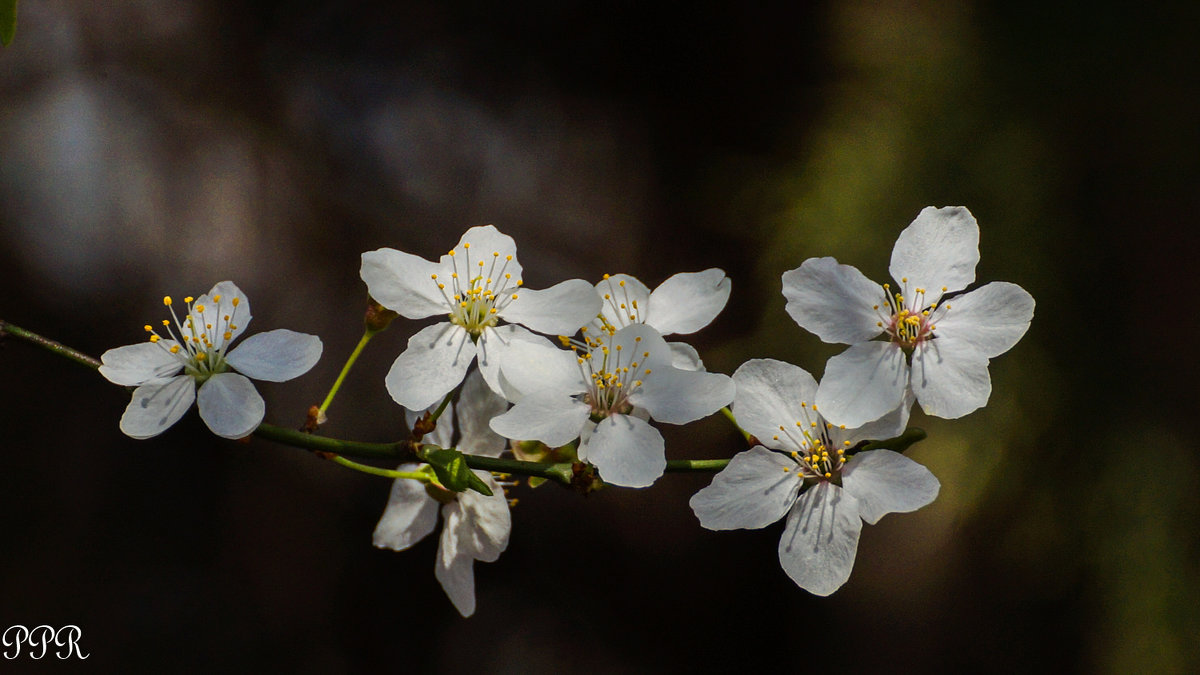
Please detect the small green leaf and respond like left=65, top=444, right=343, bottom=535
left=1, top=0, right=17, bottom=47
left=424, top=448, right=494, bottom=496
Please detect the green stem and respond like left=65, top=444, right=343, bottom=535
left=720, top=406, right=752, bottom=444
left=1, top=320, right=102, bottom=370
left=665, top=459, right=731, bottom=472
left=252, top=423, right=413, bottom=460
left=317, top=331, right=374, bottom=418
left=428, top=389, right=455, bottom=426
left=457, top=455, right=576, bottom=484
left=328, top=454, right=429, bottom=481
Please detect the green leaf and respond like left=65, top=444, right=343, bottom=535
left=424, top=448, right=494, bottom=496
left=1, top=0, right=16, bottom=47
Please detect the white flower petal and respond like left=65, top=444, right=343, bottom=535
left=372, top=464, right=440, bottom=551
left=595, top=274, right=652, bottom=330
left=454, top=472, right=512, bottom=562
left=934, top=281, right=1034, bottom=358
left=815, top=341, right=908, bottom=429
left=452, top=225, right=522, bottom=281
left=100, top=341, right=184, bottom=386
left=455, top=370, right=510, bottom=457
left=587, top=414, right=666, bottom=488
left=667, top=341, right=705, bottom=371
left=477, top=325, right=585, bottom=403
left=910, top=336, right=991, bottom=419
left=777, top=483, right=862, bottom=596
left=836, top=389, right=915, bottom=448
left=690, top=447, right=802, bottom=530
left=196, top=372, right=265, bottom=439
left=385, top=323, right=477, bottom=411
left=489, top=392, right=590, bottom=446
left=436, top=473, right=511, bottom=618
left=889, top=206, right=979, bottom=302
left=731, top=359, right=819, bottom=449
left=501, top=279, right=602, bottom=336
left=435, top=530, right=478, bottom=617
left=118, top=376, right=196, bottom=439
left=842, top=450, right=940, bottom=525
left=225, top=329, right=323, bottom=382
left=615, top=324, right=732, bottom=424
left=782, top=257, right=884, bottom=344
left=360, top=248, right=447, bottom=319
left=191, top=281, right=252, bottom=344
left=636, top=367, right=734, bottom=425
left=646, top=268, right=731, bottom=335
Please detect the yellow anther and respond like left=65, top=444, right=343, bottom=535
left=618, top=280, right=625, bottom=287
left=224, top=331, right=232, bottom=340
left=773, top=435, right=779, bottom=440
left=506, top=255, right=512, bottom=261
left=824, top=472, right=832, bottom=478
left=143, top=324, right=153, bottom=332
left=873, top=305, right=879, bottom=310
left=782, top=467, right=790, bottom=473
left=644, top=369, right=651, bottom=375
left=634, top=336, right=642, bottom=343
left=195, top=352, right=207, bottom=360
left=493, top=251, right=499, bottom=257
left=901, top=277, right=908, bottom=283
left=839, top=424, right=846, bottom=429
left=877, top=321, right=884, bottom=327
left=511, top=293, right=518, bottom=300
left=149, top=335, right=160, bottom=343
left=170, top=345, right=180, bottom=354
left=941, top=286, right=947, bottom=292
left=463, top=242, right=470, bottom=249
left=212, top=295, right=221, bottom=302
left=516, top=280, right=523, bottom=286
left=431, top=274, right=438, bottom=280
left=162, top=320, right=170, bottom=327
left=232, top=298, right=240, bottom=307
left=163, top=296, right=173, bottom=306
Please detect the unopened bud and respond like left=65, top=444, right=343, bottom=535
left=364, top=298, right=399, bottom=334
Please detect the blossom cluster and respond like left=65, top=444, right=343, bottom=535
left=98, top=209, right=1033, bottom=615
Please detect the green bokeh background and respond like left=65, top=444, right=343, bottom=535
left=2, top=2, right=1197, bottom=671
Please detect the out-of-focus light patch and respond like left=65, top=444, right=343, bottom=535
left=1085, top=429, right=1199, bottom=673
left=0, top=76, right=168, bottom=298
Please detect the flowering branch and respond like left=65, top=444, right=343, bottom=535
left=1, top=319, right=926, bottom=486
left=0, top=320, right=101, bottom=370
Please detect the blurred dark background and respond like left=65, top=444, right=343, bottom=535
left=2, top=1, right=1198, bottom=671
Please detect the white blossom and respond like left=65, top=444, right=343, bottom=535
left=360, top=225, right=602, bottom=411
left=690, top=358, right=939, bottom=596
left=488, top=323, right=734, bottom=487
left=593, top=269, right=730, bottom=370
left=99, top=281, right=322, bottom=439
left=781, top=206, right=1035, bottom=427
left=372, top=371, right=511, bottom=617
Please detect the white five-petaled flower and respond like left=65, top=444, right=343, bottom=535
left=373, top=371, right=512, bottom=617
left=593, top=269, right=731, bottom=370
left=781, top=206, right=1035, bottom=427
left=488, top=323, right=734, bottom=488
left=690, top=358, right=939, bottom=596
left=360, top=225, right=602, bottom=411
left=99, top=281, right=323, bottom=439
